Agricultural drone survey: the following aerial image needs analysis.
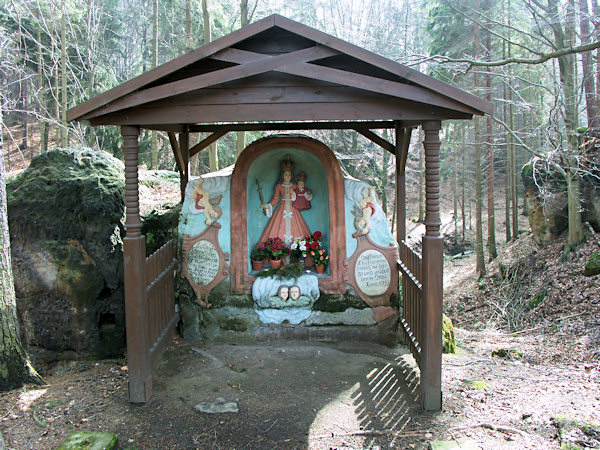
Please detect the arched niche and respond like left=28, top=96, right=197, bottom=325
left=231, top=136, right=346, bottom=294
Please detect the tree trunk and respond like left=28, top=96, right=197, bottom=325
left=508, top=0, right=518, bottom=239
left=485, top=22, right=497, bottom=260
left=461, top=146, right=466, bottom=241
left=453, top=151, right=458, bottom=242
left=150, top=0, right=159, bottom=169
left=185, top=0, right=193, bottom=50
left=60, top=0, right=68, bottom=148
left=38, top=22, right=48, bottom=155
left=548, top=0, right=584, bottom=248
left=578, top=0, right=599, bottom=129
left=473, top=0, right=485, bottom=277
left=502, top=22, right=511, bottom=242
left=594, top=0, right=600, bottom=114
left=0, top=107, right=44, bottom=391
left=19, top=81, right=28, bottom=153
left=566, top=170, right=584, bottom=248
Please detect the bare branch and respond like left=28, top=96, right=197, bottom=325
left=431, top=40, right=600, bottom=67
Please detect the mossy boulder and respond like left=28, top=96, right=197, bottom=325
left=442, top=314, right=456, bottom=354
left=584, top=251, right=600, bottom=277
left=521, top=158, right=568, bottom=245
left=141, top=202, right=181, bottom=256
left=7, top=147, right=126, bottom=367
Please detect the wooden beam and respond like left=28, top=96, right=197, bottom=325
left=354, top=128, right=395, bottom=154
left=88, top=101, right=472, bottom=126
left=143, top=124, right=184, bottom=132
left=189, top=131, right=228, bottom=158
left=278, top=62, right=480, bottom=115
left=190, top=121, right=395, bottom=132
left=398, top=127, right=413, bottom=175
left=80, top=46, right=339, bottom=120
left=395, top=124, right=406, bottom=243
left=168, top=132, right=185, bottom=174
left=179, top=131, right=190, bottom=203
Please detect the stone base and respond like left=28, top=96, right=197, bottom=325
left=197, top=306, right=399, bottom=346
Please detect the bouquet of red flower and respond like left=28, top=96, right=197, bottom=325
left=263, top=237, right=289, bottom=260
left=305, top=231, right=329, bottom=267
left=305, top=231, right=322, bottom=253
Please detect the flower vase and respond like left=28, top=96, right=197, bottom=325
left=270, top=258, right=282, bottom=269
left=315, top=264, right=325, bottom=274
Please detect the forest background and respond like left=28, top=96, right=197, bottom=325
left=2, top=0, right=599, bottom=277
left=0, top=1, right=599, bottom=447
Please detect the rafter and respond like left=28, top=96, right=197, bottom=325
left=354, top=128, right=395, bottom=154
left=213, top=46, right=479, bottom=114
left=398, top=127, right=413, bottom=175
left=189, top=131, right=228, bottom=158
left=168, top=132, right=185, bottom=174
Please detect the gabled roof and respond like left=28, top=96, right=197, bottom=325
left=68, top=14, right=491, bottom=129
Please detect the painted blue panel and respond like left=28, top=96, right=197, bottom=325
left=179, top=167, right=233, bottom=255
left=343, top=178, right=397, bottom=257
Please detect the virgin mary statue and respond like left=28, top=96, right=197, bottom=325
left=259, top=155, right=311, bottom=246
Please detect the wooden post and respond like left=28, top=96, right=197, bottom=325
left=395, top=122, right=406, bottom=243
left=421, top=120, right=443, bottom=411
left=180, top=130, right=190, bottom=200
left=122, top=125, right=151, bottom=403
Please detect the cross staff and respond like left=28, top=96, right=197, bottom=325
left=256, top=179, right=266, bottom=215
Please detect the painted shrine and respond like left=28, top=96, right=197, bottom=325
left=180, top=135, right=399, bottom=339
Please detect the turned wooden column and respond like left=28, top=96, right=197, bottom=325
left=122, top=125, right=151, bottom=403
left=395, top=123, right=406, bottom=243
left=421, top=120, right=443, bottom=411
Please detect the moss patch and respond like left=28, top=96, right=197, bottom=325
left=491, top=348, right=523, bottom=360
left=57, top=431, right=118, bottom=450
left=529, top=292, right=546, bottom=309
left=46, top=240, right=104, bottom=307
left=312, top=293, right=367, bottom=312
left=219, top=318, right=249, bottom=332
left=462, top=379, right=491, bottom=390
left=142, top=203, right=181, bottom=256
left=442, top=314, right=456, bottom=354
left=7, top=147, right=125, bottom=289
left=583, top=251, right=600, bottom=277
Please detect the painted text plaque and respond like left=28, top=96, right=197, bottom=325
left=355, top=249, right=391, bottom=296
left=188, top=240, right=220, bottom=285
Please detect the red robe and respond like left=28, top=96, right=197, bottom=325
left=258, top=182, right=311, bottom=246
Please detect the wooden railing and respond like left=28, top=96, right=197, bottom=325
left=144, top=239, right=178, bottom=368
left=397, top=240, right=423, bottom=364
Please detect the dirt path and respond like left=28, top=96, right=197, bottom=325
left=0, top=335, right=598, bottom=449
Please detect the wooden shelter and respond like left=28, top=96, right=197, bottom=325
left=68, top=14, right=491, bottom=411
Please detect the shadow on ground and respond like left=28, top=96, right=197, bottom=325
left=109, top=338, right=437, bottom=448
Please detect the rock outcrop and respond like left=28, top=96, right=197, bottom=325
left=7, top=147, right=126, bottom=368
left=522, top=158, right=568, bottom=245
